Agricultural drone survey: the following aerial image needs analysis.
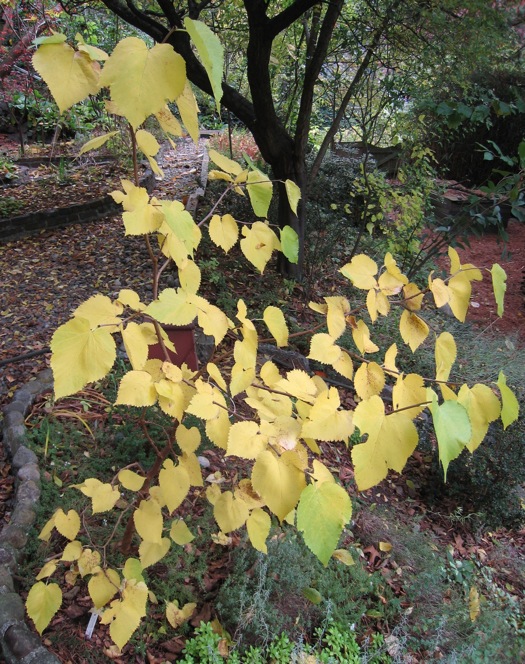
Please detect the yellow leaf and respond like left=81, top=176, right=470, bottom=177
left=312, top=460, right=335, bottom=484
left=261, top=416, right=301, bottom=451
left=332, top=549, right=355, bottom=565
left=352, top=396, right=419, bottom=490
left=74, top=294, right=122, bottom=329
left=491, top=263, right=507, bottom=317
left=284, top=179, right=301, bottom=215
left=51, top=317, right=116, bottom=399
left=366, top=288, right=390, bottom=322
left=54, top=508, right=80, bottom=541
left=227, top=421, right=267, bottom=459
left=246, top=508, right=271, bottom=553
left=161, top=199, right=202, bottom=253
left=26, top=582, right=62, bottom=634
left=176, top=80, right=200, bottom=143
left=159, top=459, right=191, bottom=513
left=179, top=452, right=204, bottom=487
left=176, top=425, right=201, bottom=453
left=79, top=131, right=119, bottom=155
left=379, top=541, right=392, bottom=552
left=352, top=319, right=379, bottom=354
left=78, top=548, right=101, bottom=577
left=469, top=586, right=480, bottom=622
left=354, top=362, right=385, bottom=400
left=99, top=37, right=186, bottom=129
left=402, top=283, right=424, bottom=311
left=33, top=42, right=100, bottom=113
left=100, top=580, right=148, bottom=649
left=38, top=513, right=56, bottom=542
left=209, top=214, right=239, bottom=252
left=75, top=478, right=120, bottom=514
left=76, top=34, right=108, bottom=61
left=392, top=373, right=426, bottom=417
left=430, top=277, right=450, bottom=308
left=206, top=410, right=231, bottom=450
left=166, top=600, right=197, bottom=629
left=134, top=499, right=163, bottom=543
left=170, top=520, right=195, bottom=545
left=136, top=128, right=160, bottom=158
left=435, top=332, right=456, bottom=382
left=276, top=369, right=318, bottom=403
left=383, top=343, right=398, bottom=375
left=155, top=105, right=183, bottom=136
left=497, top=372, right=520, bottom=429
left=252, top=450, right=306, bottom=521
left=61, top=540, right=83, bottom=562
left=36, top=561, right=58, bottom=581
left=448, top=272, right=472, bottom=322
left=301, top=389, right=354, bottom=442
left=121, top=322, right=149, bottom=370
left=230, top=364, right=256, bottom=397
left=308, top=333, right=341, bottom=364
left=178, top=260, right=201, bottom=294
left=116, top=370, right=157, bottom=407
left=145, top=288, right=197, bottom=326
left=88, top=569, right=120, bottom=609
left=332, top=350, right=354, bottom=381
left=325, top=296, right=350, bottom=339
left=399, top=310, right=429, bottom=352
left=192, top=296, right=230, bottom=346
left=139, top=538, right=171, bottom=568
left=208, top=149, right=243, bottom=176
left=263, top=306, right=289, bottom=347
left=206, top=484, right=222, bottom=505
left=118, top=469, right=146, bottom=492
left=111, top=181, right=163, bottom=235
left=235, top=479, right=265, bottom=509
left=458, top=384, right=501, bottom=452
left=245, top=387, right=292, bottom=420
left=340, top=255, right=378, bottom=289
left=240, top=221, right=281, bottom=273
left=214, top=490, right=250, bottom=532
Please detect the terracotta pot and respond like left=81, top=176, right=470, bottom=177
left=147, top=325, right=199, bottom=371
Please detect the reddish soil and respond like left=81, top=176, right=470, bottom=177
left=450, top=220, right=525, bottom=341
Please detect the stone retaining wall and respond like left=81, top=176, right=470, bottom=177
left=0, top=370, right=60, bottom=664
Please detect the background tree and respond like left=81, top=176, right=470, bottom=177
left=76, top=0, right=519, bottom=277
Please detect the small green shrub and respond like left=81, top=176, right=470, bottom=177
left=215, top=528, right=399, bottom=650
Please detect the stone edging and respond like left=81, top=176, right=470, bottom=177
left=0, top=370, right=60, bottom=664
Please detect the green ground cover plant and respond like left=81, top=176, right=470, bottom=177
left=20, top=25, right=521, bottom=660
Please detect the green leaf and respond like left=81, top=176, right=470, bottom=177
left=429, top=395, right=471, bottom=481
left=497, top=372, right=520, bottom=429
left=296, top=482, right=352, bottom=566
left=246, top=170, right=273, bottom=217
left=184, top=18, right=224, bottom=114
left=279, top=226, right=299, bottom=264
left=302, top=587, right=323, bottom=604
left=491, top=264, right=507, bottom=317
